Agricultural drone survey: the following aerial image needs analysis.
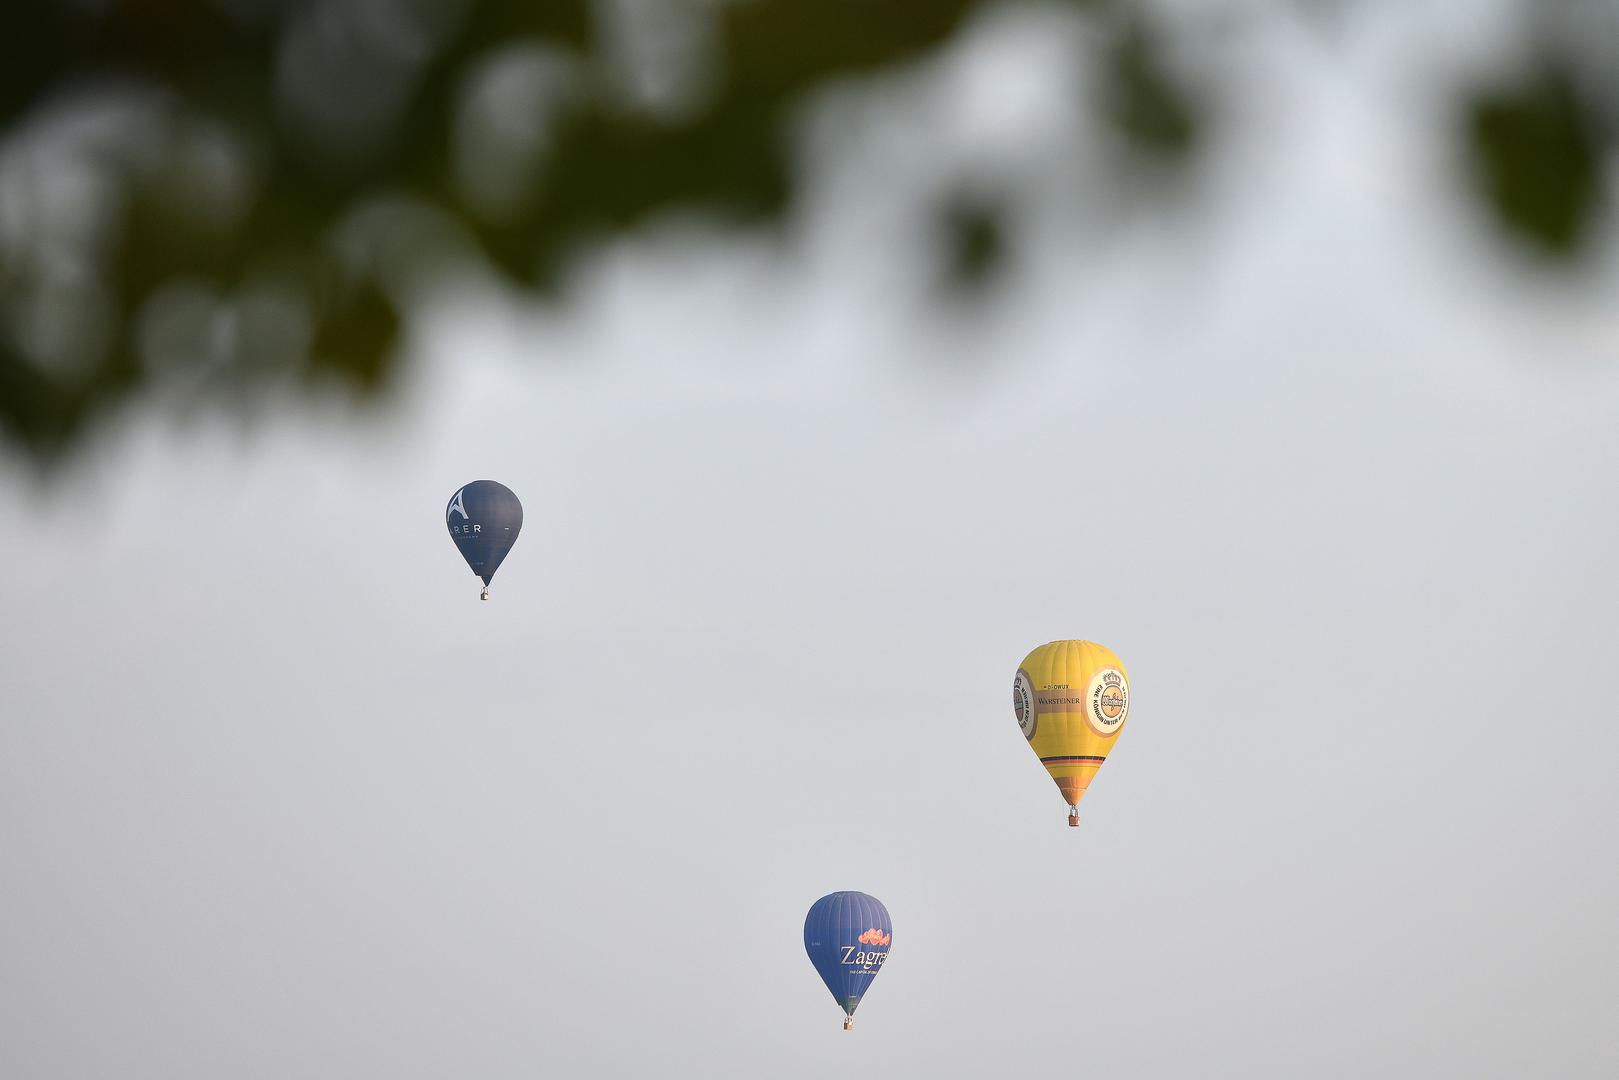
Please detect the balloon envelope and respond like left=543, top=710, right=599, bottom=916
left=445, top=480, right=523, bottom=587
left=1014, top=639, right=1131, bottom=825
left=803, top=891, right=892, bottom=1026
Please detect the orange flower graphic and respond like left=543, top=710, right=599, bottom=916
left=857, top=928, right=891, bottom=947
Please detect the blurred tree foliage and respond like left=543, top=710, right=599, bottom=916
left=0, top=0, right=1613, bottom=462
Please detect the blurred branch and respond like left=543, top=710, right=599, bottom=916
left=0, top=0, right=1612, bottom=465
left=1465, top=58, right=1607, bottom=258
left=1103, top=15, right=1198, bottom=164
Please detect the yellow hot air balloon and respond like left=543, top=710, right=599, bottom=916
left=1013, top=640, right=1130, bottom=827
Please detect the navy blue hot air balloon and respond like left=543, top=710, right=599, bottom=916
left=803, top=891, right=893, bottom=1030
left=445, top=480, right=523, bottom=600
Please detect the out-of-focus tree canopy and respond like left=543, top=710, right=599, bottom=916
left=0, top=0, right=1613, bottom=462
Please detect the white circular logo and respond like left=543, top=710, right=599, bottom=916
left=1014, top=670, right=1036, bottom=739
left=1085, top=668, right=1128, bottom=736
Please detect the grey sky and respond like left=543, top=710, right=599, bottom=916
left=2, top=4, right=1616, bottom=1077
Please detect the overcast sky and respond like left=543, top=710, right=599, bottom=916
left=3, top=4, right=1617, bottom=1078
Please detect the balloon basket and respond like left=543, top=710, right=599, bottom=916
left=843, top=1017, right=853, bottom=1031
left=480, top=588, right=490, bottom=601
left=1068, top=808, right=1080, bottom=827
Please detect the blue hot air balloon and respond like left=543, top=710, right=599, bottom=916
left=803, top=891, right=893, bottom=1030
left=445, top=480, right=523, bottom=600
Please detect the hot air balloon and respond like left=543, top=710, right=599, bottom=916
left=445, top=480, right=523, bottom=600
left=1014, top=640, right=1130, bottom=826
left=803, top=891, right=892, bottom=1031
